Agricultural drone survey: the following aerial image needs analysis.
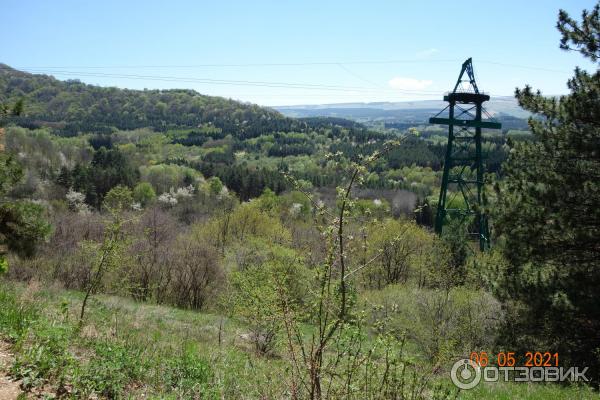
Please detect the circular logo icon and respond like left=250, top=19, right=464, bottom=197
left=450, top=358, right=482, bottom=390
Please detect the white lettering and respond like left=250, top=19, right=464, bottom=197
left=483, top=367, right=499, bottom=382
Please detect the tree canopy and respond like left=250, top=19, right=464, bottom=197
left=493, top=2, right=600, bottom=381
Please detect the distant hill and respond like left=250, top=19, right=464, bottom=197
left=0, top=63, right=311, bottom=138
left=275, top=97, right=530, bottom=125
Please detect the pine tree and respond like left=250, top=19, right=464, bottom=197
left=493, top=3, right=600, bottom=382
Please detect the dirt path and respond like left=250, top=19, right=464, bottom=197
left=0, top=340, right=22, bottom=400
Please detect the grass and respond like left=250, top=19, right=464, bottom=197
left=0, top=279, right=598, bottom=399
left=0, top=280, right=291, bottom=398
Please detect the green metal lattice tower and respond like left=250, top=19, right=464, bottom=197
left=429, top=58, right=501, bottom=251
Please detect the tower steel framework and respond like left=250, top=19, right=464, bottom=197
left=429, top=58, right=501, bottom=251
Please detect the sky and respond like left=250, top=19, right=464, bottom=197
left=3, top=0, right=598, bottom=106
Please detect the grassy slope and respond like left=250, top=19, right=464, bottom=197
left=0, top=280, right=597, bottom=399
left=0, top=280, right=289, bottom=399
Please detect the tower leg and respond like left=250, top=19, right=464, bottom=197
left=475, top=103, right=486, bottom=251
left=435, top=102, right=455, bottom=235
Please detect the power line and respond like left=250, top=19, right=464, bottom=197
left=3, top=66, right=442, bottom=95
left=0, top=62, right=525, bottom=99
left=10, top=59, right=460, bottom=69
left=335, top=63, right=386, bottom=89
left=10, top=59, right=572, bottom=74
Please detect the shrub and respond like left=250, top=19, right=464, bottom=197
left=225, top=240, right=310, bottom=355
left=132, top=181, right=156, bottom=207
left=364, top=285, right=502, bottom=365
left=103, top=185, right=134, bottom=211
left=168, top=236, right=224, bottom=310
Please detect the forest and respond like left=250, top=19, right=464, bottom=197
left=0, top=3, right=599, bottom=400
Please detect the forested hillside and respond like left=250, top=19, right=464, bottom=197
left=0, top=64, right=304, bottom=137
left=0, top=63, right=525, bottom=209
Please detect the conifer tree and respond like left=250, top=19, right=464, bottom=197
left=494, top=2, right=600, bottom=382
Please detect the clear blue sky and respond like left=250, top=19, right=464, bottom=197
left=3, top=0, right=597, bottom=106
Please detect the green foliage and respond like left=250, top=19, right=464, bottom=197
left=0, top=284, right=39, bottom=341
left=386, top=136, right=442, bottom=169
left=226, top=239, right=309, bottom=354
left=78, top=213, right=130, bottom=324
left=352, top=198, right=390, bottom=219
left=277, top=190, right=312, bottom=221
left=6, top=127, right=94, bottom=184
left=132, top=181, right=156, bottom=207
left=74, top=341, right=148, bottom=398
left=492, top=2, right=600, bottom=382
left=197, top=201, right=292, bottom=252
left=0, top=285, right=74, bottom=391
left=0, top=99, right=23, bottom=121
left=0, top=281, right=220, bottom=398
left=163, top=343, right=215, bottom=398
left=364, top=285, right=501, bottom=365
left=0, top=255, right=8, bottom=274
left=63, top=146, right=139, bottom=208
left=558, top=3, right=600, bottom=61
left=0, top=200, right=51, bottom=258
left=207, top=176, right=224, bottom=195
left=0, top=64, right=301, bottom=138
left=196, top=161, right=289, bottom=201
left=0, top=276, right=586, bottom=399
left=2, top=32, right=592, bottom=397
left=103, top=184, right=134, bottom=211
left=358, top=218, right=449, bottom=289
left=12, top=323, right=74, bottom=390
left=140, top=163, right=200, bottom=194
left=440, top=218, right=470, bottom=275
left=0, top=152, right=24, bottom=195
left=0, top=63, right=516, bottom=207
left=255, top=187, right=279, bottom=213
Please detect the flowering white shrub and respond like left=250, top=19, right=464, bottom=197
left=157, top=185, right=196, bottom=206
left=66, top=188, right=90, bottom=214
left=158, top=192, right=178, bottom=205
left=218, top=186, right=229, bottom=198
left=175, top=185, right=195, bottom=198
left=289, top=202, right=303, bottom=216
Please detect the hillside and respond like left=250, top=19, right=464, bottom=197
left=0, top=65, right=466, bottom=205
left=0, top=64, right=303, bottom=138
left=1, top=282, right=598, bottom=399
left=0, top=64, right=529, bottom=217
